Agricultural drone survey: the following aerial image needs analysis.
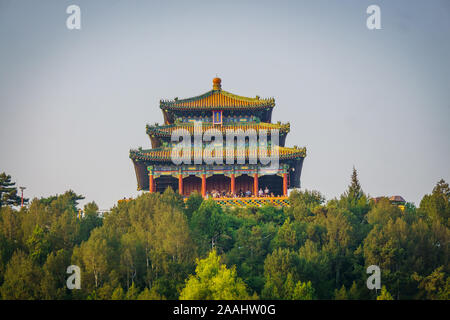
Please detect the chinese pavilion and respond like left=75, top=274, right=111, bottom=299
left=129, top=78, right=306, bottom=206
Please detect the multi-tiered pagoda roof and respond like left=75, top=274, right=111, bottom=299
left=130, top=78, right=306, bottom=206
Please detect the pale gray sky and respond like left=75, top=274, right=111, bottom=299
left=1, top=0, right=449, bottom=209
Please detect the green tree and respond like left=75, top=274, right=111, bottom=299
left=39, top=190, right=84, bottom=212
left=377, top=286, right=394, bottom=300
left=48, top=209, right=81, bottom=251
left=297, top=239, right=333, bottom=299
left=262, top=248, right=301, bottom=299
left=111, top=286, right=125, bottom=300
left=180, top=250, right=251, bottom=300
left=334, top=285, right=348, bottom=300
left=26, top=224, right=50, bottom=265
left=146, top=198, right=196, bottom=298
left=137, top=287, right=165, bottom=300
left=280, top=272, right=315, bottom=300
left=0, top=206, right=23, bottom=250
left=96, top=271, right=122, bottom=300
left=79, top=201, right=102, bottom=241
left=419, top=179, right=449, bottom=226
left=412, top=266, right=450, bottom=300
left=224, top=224, right=271, bottom=295
left=191, top=199, right=226, bottom=252
left=337, top=167, right=371, bottom=224
left=347, top=167, right=363, bottom=201
left=348, top=281, right=360, bottom=300
left=125, top=282, right=139, bottom=300
left=120, top=231, right=145, bottom=291
left=272, top=217, right=297, bottom=250
left=184, top=192, right=203, bottom=221
left=40, top=249, right=71, bottom=299
left=0, top=250, right=42, bottom=299
left=321, top=209, right=354, bottom=289
left=72, top=228, right=108, bottom=291
left=288, top=189, right=325, bottom=221
left=0, top=172, right=27, bottom=208
left=367, top=197, right=403, bottom=226
left=292, top=279, right=315, bottom=300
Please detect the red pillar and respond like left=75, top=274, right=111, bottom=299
left=178, top=175, right=183, bottom=196
left=230, top=174, right=235, bottom=195
left=201, top=174, right=206, bottom=197
left=149, top=174, right=154, bottom=193
left=253, top=173, right=258, bottom=197
left=283, top=173, right=288, bottom=196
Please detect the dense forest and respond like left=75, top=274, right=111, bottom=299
left=0, top=169, right=448, bottom=300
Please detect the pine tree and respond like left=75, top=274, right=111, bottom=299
left=0, top=172, right=27, bottom=208
left=125, top=282, right=139, bottom=300
left=433, top=179, right=450, bottom=198
left=348, top=281, right=359, bottom=300
left=292, top=280, right=315, bottom=300
left=377, top=286, right=394, bottom=300
left=334, top=285, right=348, bottom=300
left=347, top=166, right=363, bottom=201
left=111, top=286, right=125, bottom=300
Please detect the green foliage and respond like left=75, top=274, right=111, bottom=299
left=335, top=285, right=348, bottom=300
left=347, top=167, right=363, bottom=201
left=337, top=167, right=371, bottom=222
left=377, top=286, right=394, bottom=300
left=73, top=228, right=108, bottom=291
left=367, top=198, right=403, bottom=226
left=271, top=217, right=298, bottom=250
left=334, top=282, right=360, bottom=300
left=179, top=250, right=252, bottom=300
left=288, top=189, right=324, bottom=221
left=26, top=224, right=50, bottom=265
left=412, top=266, right=450, bottom=300
left=224, top=224, right=271, bottom=295
left=292, top=279, right=315, bottom=300
left=0, top=172, right=27, bottom=208
left=137, top=286, right=165, bottom=300
left=262, top=248, right=301, bottom=299
left=125, top=282, right=139, bottom=300
left=348, top=281, right=360, bottom=300
left=111, top=286, right=125, bottom=300
left=40, top=249, right=71, bottom=299
left=0, top=250, right=41, bottom=299
left=190, top=199, right=226, bottom=254
left=79, top=202, right=102, bottom=241
left=184, top=192, right=203, bottom=221
left=419, top=179, right=449, bottom=226
left=0, top=174, right=448, bottom=300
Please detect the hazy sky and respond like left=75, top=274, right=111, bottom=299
left=1, top=0, right=449, bottom=210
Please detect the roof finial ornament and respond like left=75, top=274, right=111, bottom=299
left=213, top=76, right=221, bottom=90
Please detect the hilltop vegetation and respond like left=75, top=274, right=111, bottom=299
left=0, top=170, right=448, bottom=300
